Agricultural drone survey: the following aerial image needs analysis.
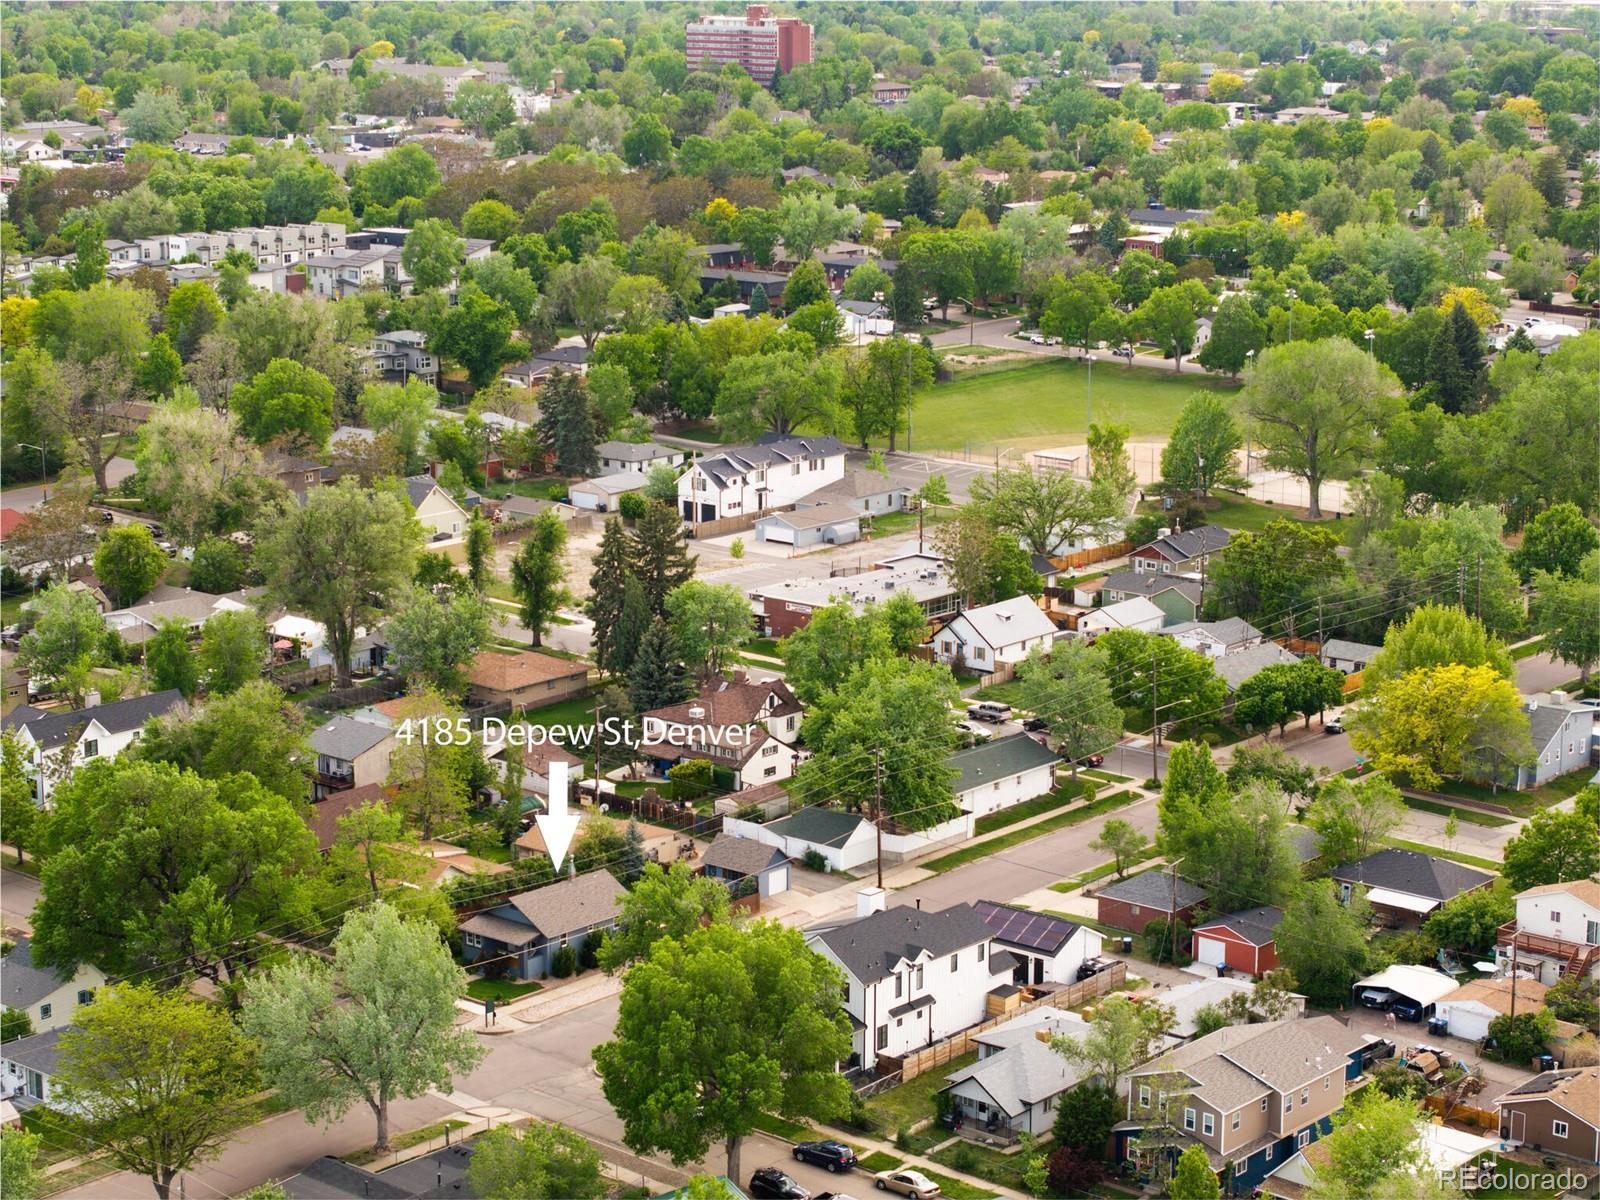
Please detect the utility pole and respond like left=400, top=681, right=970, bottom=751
left=1458, top=561, right=1466, bottom=610
left=1476, top=552, right=1483, bottom=621
left=873, top=746, right=885, bottom=889
left=591, top=695, right=603, bottom=811
left=1150, top=652, right=1161, bottom=783
left=1316, top=599, right=1325, bottom=653
left=1168, top=856, right=1185, bottom=967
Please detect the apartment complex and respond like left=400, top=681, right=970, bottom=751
left=685, top=4, right=812, bottom=86
left=131, top=222, right=347, bottom=268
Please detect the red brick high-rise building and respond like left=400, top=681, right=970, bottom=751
left=685, top=4, right=813, bottom=87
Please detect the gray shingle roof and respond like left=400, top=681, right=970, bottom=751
left=1101, top=570, right=1203, bottom=605
left=1164, top=617, right=1262, bottom=646
left=1, top=937, right=72, bottom=1010
left=1, top=690, right=185, bottom=750
left=456, top=911, right=540, bottom=947
left=1193, top=905, right=1283, bottom=946
left=1321, top=638, right=1381, bottom=664
left=950, top=595, right=1058, bottom=651
left=403, top=475, right=451, bottom=510
left=1527, top=700, right=1590, bottom=755
left=504, top=870, right=625, bottom=938
left=596, top=440, right=675, bottom=462
left=812, top=903, right=993, bottom=984
left=0, top=1027, right=71, bottom=1077
left=757, top=502, right=861, bottom=532
left=702, top=834, right=786, bottom=877
left=1217, top=1015, right=1369, bottom=1093
left=1137, top=524, right=1231, bottom=563
left=1098, top=869, right=1208, bottom=911
left=1214, top=642, right=1302, bottom=691
left=766, top=805, right=868, bottom=848
left=1330, top=848, right=1494, bottom=902
left=946, top=734, right=1060, bottom=797
left=944, top=1032, right=1085, bottom=1115
left=308, top=715, right=394, bottom=762
left=693, top=436, right=845, bottom=490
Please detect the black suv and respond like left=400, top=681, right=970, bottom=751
left=794, top=1141, right=858, bottom=1173
left=750, top=1168, right=810, bottom=1199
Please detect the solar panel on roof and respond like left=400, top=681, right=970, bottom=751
left=974, top=900, right=1073, bottom=953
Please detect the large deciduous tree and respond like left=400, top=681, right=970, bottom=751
left=971, top=464, right=1126, bottom=558
left=1349, top=664, right=1533, bottom=789
left=244, top=903, right=485, bottom=1151
left=1051, top=995, right=1174, bottom=1092
left=510, top=511, right=571, bottom=648
left=778, top=594, right=928, bottom=706
left=1160, top=394, right=1242, bottom=498
left=230, top=358, right=336, bottom=451
left=713, top=349, right=841, bottom=441
left=399, top=217, right=465, bottom=292
left=1361, top=603, right=1514, bottom=694
left=593, top=921, right=852, bottom=1186
left=1202, top=519, right=1344, bottom=633
left=598, top=861, right=731, bottom=973
left=256, top=480, right=421, bottom=685
left=1019, top=641, right=1122, bottom=777
left=93, top=523, right=169, bottom=607
left=434, top=285, right=516, bottom=390
left=1276, top=880, right=1373, bottom=1007
left=1240, top=338, right=1403, bottom=517
left=56, top=985, right=258, bottom=1199
left=1500, top=790, right=1600, bottom=892
left=34, top=759, right=317, bottom=991
left=665, top=580, right=753, bottom=678
left=387, top=585, right=492, bottom=693
left=467, top=1123, right=608, bottom=1200
left=1305, top=776, right=1406, bottom=865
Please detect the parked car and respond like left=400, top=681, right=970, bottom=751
left=794, top=1142, right=857, bottom=1173
left=1073, top=753, right=1105, bottom=767
left=1324, top=719, right=1345, bottom=734
left=968, top=701, right=1013, bottom=723
left=954, top=720, right=993, bottom=742
left=874, top=1169, right=941, bottom=1199
left=1021, top=716, right=1049, bottom=733
left=1076, top=957, right=1111, bottom=981
left=751, top=1168, right=810, bottom=1199
left=1113, top=346, right=1135, bottom=359
left=1357, top=987, right=1396, bottom=1010
left=1390, top=998, right=1427, bottom=1022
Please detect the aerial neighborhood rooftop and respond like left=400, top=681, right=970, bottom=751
left=0, top=2, right=1597, bottom=1198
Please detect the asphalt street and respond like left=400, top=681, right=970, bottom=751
left=1, top=865, right=40, bottom=935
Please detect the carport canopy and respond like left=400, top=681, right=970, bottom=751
left=1354, top=963, right=1459, bottom=1007
left=1363, top=887, right=1440, bottom=914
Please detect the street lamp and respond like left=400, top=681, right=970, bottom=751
left=19, top=443, right=46, bottom=501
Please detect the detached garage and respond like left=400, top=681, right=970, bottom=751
left=753, top=502, right=862, bottom=551
left=570, top=472, right=647, bottom=512
left=1191, top=906, right=1283, bottom=977
left=1437, top=977, right=1550, bottom=1043
left=1353, top=963, right=1459, bottom=1019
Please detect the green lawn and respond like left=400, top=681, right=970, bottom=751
left=923, top=791, right=1133, bottom=873
left=858, top=1151, right=902, bottom=1173
left=1473, top=1156, right=1565, bottom=1200
left=972, top=679, right=1028, bottom=706
left=1399, top=795, right=1514, bottom=827
left=1431, top=768, right=1593, bottom=817
left=1383, top=838, right=1501, bottom=872
left=866, top=1050, right=977, bottom=1132
left=1509, top=637, right=1547, bottom=660
left=931, top=1141, right=1031, bottom=1193
left=1174, top=490, right=1352, bottom=534
left=465, top=977, right=542, bottom=1003
left=973, top=779, right=1086, bottom=834
left=521, top=694, right=599, bottom=730
left=896, top=358, right=1238, bottom=456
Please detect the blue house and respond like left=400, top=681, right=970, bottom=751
left=1116, top=1016, right=1371, bottom=1195
left=458, top=871, right=625, bottom=981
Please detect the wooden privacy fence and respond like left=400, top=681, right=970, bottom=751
left=688, top=506, right=795, bottom=539
left=1424, top=1095, right=1500, bottom=1131
left=878, top=962, right=1128, bottom=1081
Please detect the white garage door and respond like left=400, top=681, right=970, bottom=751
left=1194, top=935, right=1228, bottom=968
left=759, top=523, right=795, bottom=545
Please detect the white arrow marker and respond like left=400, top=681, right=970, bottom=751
left=535, top=760, right=583, bottom=872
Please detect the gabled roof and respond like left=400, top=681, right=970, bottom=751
left=950, top=595, right=1057, bottom=650
left=1527, top=698, right=1592, bottom=753
left=1330, top=848, right=1494, bottom=903
left=944, top=1032, right=1083, bottom=1116
left=1, top=937, right=75, bottom=1009
left=503, top=870, right=625, bottom=937
left=1515, top=879, right=1600, bottom=907
left=702, top=833, right=787, bottom=877
left=1101, top=570, right=1203, bottom=604
left=802, top=471, right=910, bottom=505
left=307, top=715, right=394, bottom=762
left=596, top=440, right=677, bottom=462
left=691, top=436, right=845, bottom=490
left=1135, top=524, right=1231, bottom=564
left=2, top=690, right=185, bottom=749
left=1193, top=905, right=1283, bottom=946
left=1098, top=869, right=1208, bottom=912
left=1321, top=638, right=1382, bottom=663
left=0, top=1027, right=71, bottom=1078
left=645, top=677, right=801, bottom=728
left=1082, top=596, right=1166, bottom=629
left=404, top=474, right=463, bottom=512
left=308, top=783, right=387, bottom=851
left=946, top=734, right=1060, bottom=796
left=756, top=502, right=861, bottom=532
left=810, top=902, right=993, bottom=984
left=1497, top=1067, right=1600, bottom=1131
left=1164, top=617, right=1262, bottom=646
left=1214, top=642, right=1302, bottom=691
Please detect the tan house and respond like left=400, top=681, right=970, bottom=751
left=1, top=937, right=105, bottom=1034
left=466, top=650, right=590, bottom=710
left=1120, top=1017, right=1370, bottom=1193
left=1496, top=1067, right=1600, bottom=1164
left=407, top=839, right=514, bottom=886
left=514, top=814, right=684, bottom=866
left=405, top=475, right=470, bottom=541
left=308, top=715, right=398, bottom=801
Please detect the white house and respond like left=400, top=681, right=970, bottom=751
left=1, top=937, right=105, bottom=1033
left=677, top=435, right=846, bottom=524
left=1497, top=880, right=1600, bottom=983
left=722, top=805, right=975, bottom=875
left=973, top=901, right=1103, bottom=987
left=1, top=690, right=185, bottom=802
left=1163, top=618, right=1263, bottom=658
left=1517, top=693, right=1595, bottom=789
left=639, top=677, right=804, bottom=791
left=807, top=892, right=1011, bottom=1072
left=1320, top=639, right=1382, bottom=674
left=942, top=1006, right=1092, bottom=1136
left=931, top=595, right=1058, bottom=673
left=837, top=299, right=895, bottom=340
left=595, top=441, right=683, bottom=475
left=405, top=475, right=470, bottom=540
left=1, top=1028, right=77, bottom=1113
left=570, top=472, right=647, bottom=512
left=948, top=734, right=1061, bottom=818
left=1076, top=596, right=1165, bottom=637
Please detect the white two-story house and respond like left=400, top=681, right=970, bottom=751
left=931, top=595, right=1058, bottom=673
left=677, top=435, right=846, bottom=524
left=807, top=891, right=1012, bottom=1072
left=1498, top=879, right=1600, bottom=984
left=1, top=690, right=186, bottom=802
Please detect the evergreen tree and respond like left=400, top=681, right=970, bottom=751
left=537, top=371, right=599, bottom=476
left=464, top=510, right=494, bottom=592
left=498, top=751, right=525, bottom=846
left=621, top=819, right=647, bottom=881
left=611, top=576, right=652, bottom=676
left=905, top=167, right=940, bottom=223
left=586, top=519, right=633, bottom=672
left=1449, top=299, right=1485, bottom=387
left=628, top=503, right=696, bottom=617
left=628, top=618, right=692, bottom=713
left=747, top=284, right=769, bottom=315
left=1427, top=319, right=1469, bottom=414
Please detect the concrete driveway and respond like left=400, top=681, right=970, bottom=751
left=1, top=866, right=41, bottom=936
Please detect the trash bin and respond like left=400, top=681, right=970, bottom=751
left=1427, top=1016, right=1448, bottom=1036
